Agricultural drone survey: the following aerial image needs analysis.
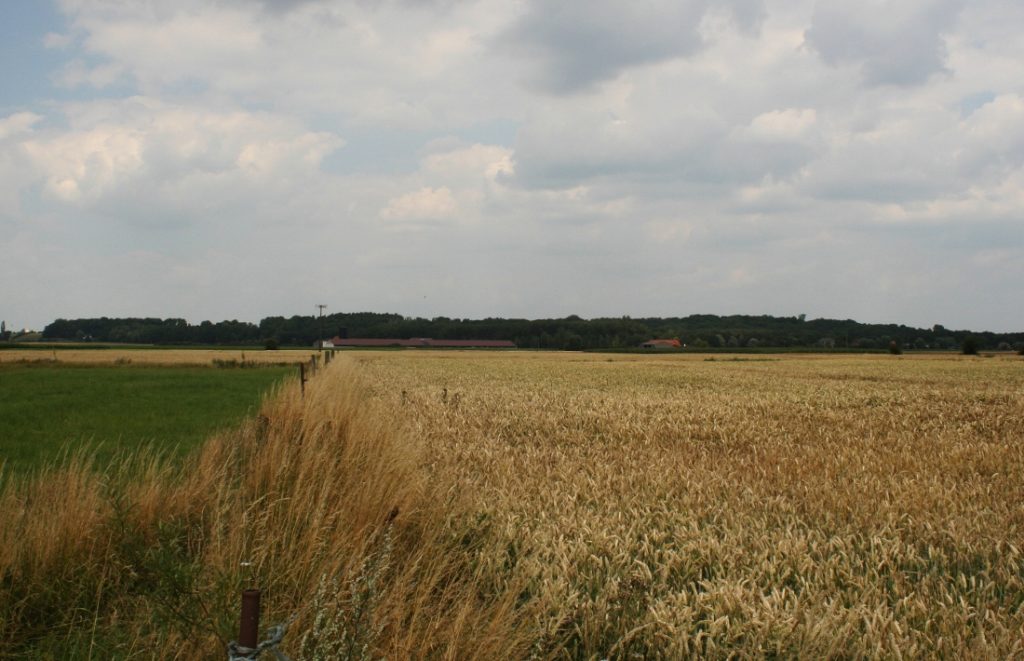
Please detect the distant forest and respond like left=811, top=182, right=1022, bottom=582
left=37, top=313, right=1024, bottom=351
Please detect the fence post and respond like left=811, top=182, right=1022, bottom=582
left=299, top=363, right=306, bottom=397
left=239, top=589, right=261, bottom=650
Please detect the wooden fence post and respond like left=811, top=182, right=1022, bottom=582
left=239, top=589, right=261, bottom=650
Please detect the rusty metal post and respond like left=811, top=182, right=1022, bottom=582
left=299, top=362, right=306, bottom=397
left=239, top=589, right=261, bottom=650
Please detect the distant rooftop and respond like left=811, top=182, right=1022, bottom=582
left=328, top=337, right=515, bottom=348
left=641, top=338, right=682, bottom=349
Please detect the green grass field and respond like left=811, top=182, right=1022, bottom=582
left=0, top=364, right=291, bottom=473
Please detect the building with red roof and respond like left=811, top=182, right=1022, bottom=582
left=326, top=337, right=515, bottom=349
left=640, top=338, right=682, bottom=349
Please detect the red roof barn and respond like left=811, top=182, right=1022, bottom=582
left=640, top=339, right=682, bottom=349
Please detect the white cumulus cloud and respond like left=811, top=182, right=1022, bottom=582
left=380, top=186, right=459, bottom=222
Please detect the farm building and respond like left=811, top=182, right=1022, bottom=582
left=328, top=337, right=516, bottom=349
left=641, top=338, right=682, bottom=349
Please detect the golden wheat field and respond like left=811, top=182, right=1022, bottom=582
left=1, top=350, right=1023, bottom=659
left=353, top=351, right=1024, bottom=658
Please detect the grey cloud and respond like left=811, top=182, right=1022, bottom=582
left=241, top=0, right=464, bottom=14
left=510, top=118, right=723, bottom=189
left=509, top=109, right=819, bottom=192
left=251, top=0, right=319, bottom=10
left=956, top=94, right=1024, bottom=178
left=805, top=173, right=948, bottom=204
left=501, top=0, right=765, bottom=94
left=800, top=139, right=957, bottom=204
left=805, top=0, right=963, bottom=86
left=727, top=0, right=767, bottom=34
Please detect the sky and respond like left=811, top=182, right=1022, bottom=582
left=1, top=0, right=1022, bottom=332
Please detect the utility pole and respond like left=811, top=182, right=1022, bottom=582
left=316, top=304, right=327, bottom=351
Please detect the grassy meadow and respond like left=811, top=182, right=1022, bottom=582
left=0, top=363, right=293, bottom=472
left=0, top=350, right=1022, bottom=658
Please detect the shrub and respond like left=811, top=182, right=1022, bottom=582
left=962, top=337, right=979, bottom=355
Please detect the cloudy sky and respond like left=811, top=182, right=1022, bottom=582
left=2, top=0, right=1022, bottom=332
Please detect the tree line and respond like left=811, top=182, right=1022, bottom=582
left=39, top=313, right=1024, bottom=352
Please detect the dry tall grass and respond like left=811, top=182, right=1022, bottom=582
left=0, top=358, right=531, bottom=659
